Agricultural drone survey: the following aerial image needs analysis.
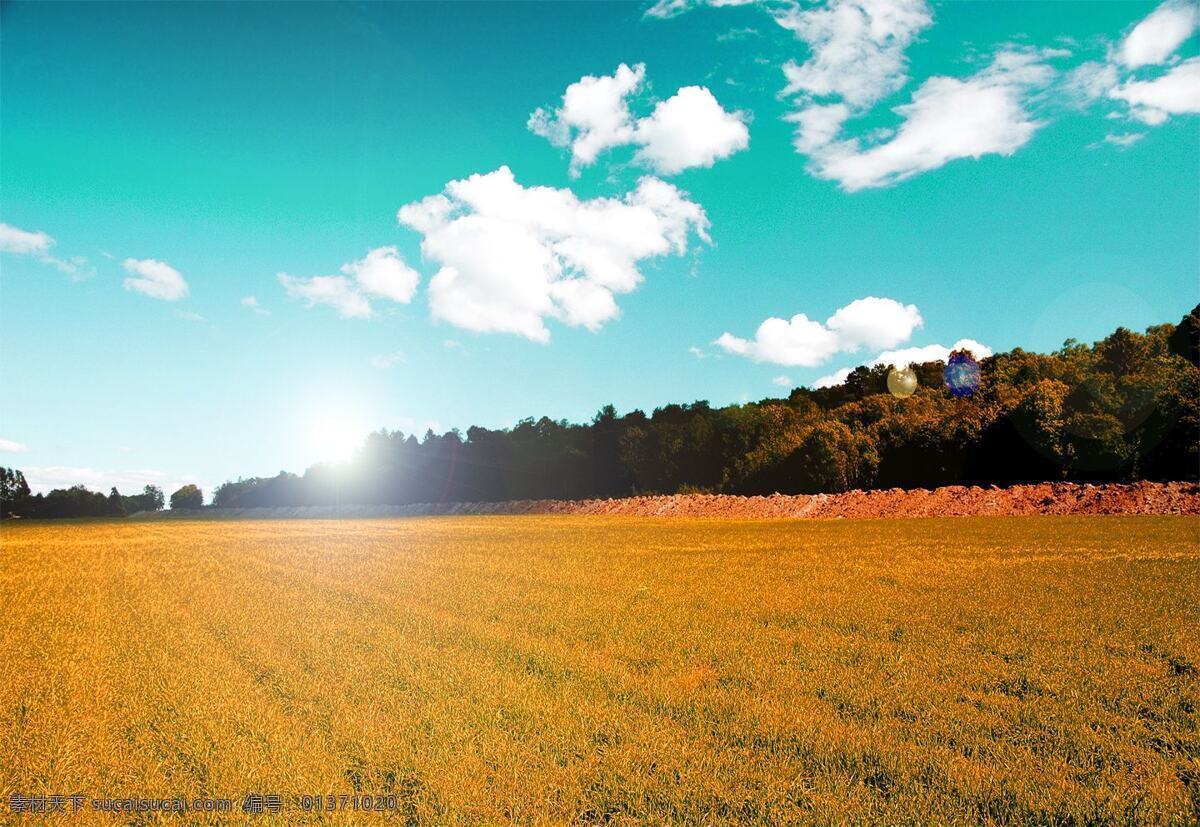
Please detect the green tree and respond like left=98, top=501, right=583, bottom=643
left=169, top=484, right=203, bottom=510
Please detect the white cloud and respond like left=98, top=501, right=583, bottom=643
left=241, top=295, right=270, bottom=316
left=279, top=274, right=372, bottom=318
left=370, top=351, right=406, bottom=369
left=279, top=246, right=420, bottom=319
left=529, top=63, right=645, bottom=174
left=529, top=64, right=748, bottom=176
left=340, top=245, right=420, bottom=303
left=0, top=438, right=29, bottom=453
left=1118, top=0, right=1199, bottom=68
left=1110, top=57, right=1200, bottom=124
left=715, top=296, right=922, bottom=366
left=0, top=221, right=86, bottom=275
left=645, top=0, right=756, bottom=19
left=688, top=345, right=707, bottom=359
left=631, top=86, right=750, bottom=174
left=398, top=166, right=709, bottom=342
left=777, top=0, right=932, bottom=109
left=872, top=337, right=992, bottom=368
left=1062, top=4, right=1198, bottom=134
left=0, top=222, right=53, bottom=256
left=772, top=375, right=794, bottom=388
left=20, top=466, right=206, bottom=500
left=176, top=310, right=206, bottom=322
left=813, top=367, right=852, bottom=388
left=122, top=257, right=189, bottom=301
left=1102, top=132, right=1147, bottom=148
left=807, top=49, right=1058, bottom=191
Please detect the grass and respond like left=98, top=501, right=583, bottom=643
left=1, top=516, right=1198, bottom=824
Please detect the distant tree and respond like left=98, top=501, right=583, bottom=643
left=143, top=485, right=165, bottom=511
left=107, top=486, right=127, bottom=517
left=0, top=467, right=32, bottom=517
left=1168, top=304, right=1200, bottom=366
left=169, top=484, right=203, bottom=510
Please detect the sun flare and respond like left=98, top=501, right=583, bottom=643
left=302, top=407, right=366, bottom=464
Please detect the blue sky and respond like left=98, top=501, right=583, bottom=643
left=1, top=0, right=1197, bottom=498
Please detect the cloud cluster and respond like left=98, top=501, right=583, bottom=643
left=398, top=166, right=710, bottom=342
left=0, top=221, right=87, bottom=276
left=529, top=64, right=749, bottom=176
left=652, top=0, right=1199, bottom=188
left=279, top=246, right=419, bottom=319
left=1110, top=58, right=1200, bottom=125
left=123, top=258, right=189, bottom=301
left=715, top=296, right=922, bottom=366
left=0, top=438, right=29, bottom=453
left=769, top=2, right=1074, bottom=190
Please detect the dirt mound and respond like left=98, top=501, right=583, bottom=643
left=138, top=481, right=1200, bottom=520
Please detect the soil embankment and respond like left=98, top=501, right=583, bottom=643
left=138, top=481, right=1200, bottom=520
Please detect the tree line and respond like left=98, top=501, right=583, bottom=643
left=2, top=307, right=1196, bottom=519
left=210, top=306, right=1198, bottom=508
left=0, top=475, right=202, bottom=519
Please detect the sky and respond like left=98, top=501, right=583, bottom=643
left=1, top=0, right=1197, bottom=499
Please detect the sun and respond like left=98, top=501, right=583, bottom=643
left=303, top=406, right=367, bottom=464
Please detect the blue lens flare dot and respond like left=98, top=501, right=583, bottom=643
left=944, top=352, right=981, bottom=397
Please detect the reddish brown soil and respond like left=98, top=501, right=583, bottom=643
left=142, top=481, right=1200, bottom=520
left=424, top=481, right=1200, bottom=519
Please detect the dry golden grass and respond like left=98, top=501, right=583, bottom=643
left=1, top=516, right=1198, bottom=824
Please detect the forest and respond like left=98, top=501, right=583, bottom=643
left=2, top=306, right=1197, bottom=518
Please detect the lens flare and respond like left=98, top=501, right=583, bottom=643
left=944, top=352, right=981, bottom=397
left=887, top=366, right=918, bottom=398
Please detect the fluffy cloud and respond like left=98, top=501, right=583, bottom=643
left=279, top=247, right=419, bottom=319
left=342, top=246, right=420, bottom=303
left=715, top=296, right=922, bottom=366
left=398, top=166, right=709, bottom=342
left=772, top=375, right=794, bottom=388
left=807, top=49, right=1058, bottom=191
left=0, top=221, right=86, bottom=275
left=0, top=438, right=29, bottom=453
left=1110, top=57, right=1200, bottom=124
left=529, top=64, right=748, bottom=176
left=529, top=63, right=645, bottom=173
left=777, top=0, right=932, bottom=109
left=632, top=86, right=751, bottom=174
left=122, top=258, right=189, bottom=301
left=1117, top=0, right=1199, bottom=68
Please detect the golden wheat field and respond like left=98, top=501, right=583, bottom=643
left=1, top=516, right=1198, bottom=824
